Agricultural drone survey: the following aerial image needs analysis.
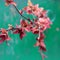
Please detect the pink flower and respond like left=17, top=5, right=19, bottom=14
left=34, top=32, right=46, bottom=51
left=35, top=40, right=46, bottom=51
left=32, top=5, right=44, bottom=17
left=20, top=20, right=32, bottom=32
left=0, top=29, right=10, bottom=44
left=5, top=0, right=16, bottom=6
left=39, top=17, right=52, bottom=28
left=34, top=17, right=52, bottom=32
left=31, top=26, right=39, bottom=34
left=40, top=10, right=47, bottom=17
left=23, top=6, right=32, bottom=14
left=23, top=3, right=45, bottom=18
left=23, top=4, right=39, bottom=14
left=13, top=20, right=33, bottom=39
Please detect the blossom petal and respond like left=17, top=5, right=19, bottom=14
left=40, top=41, right=46, bottom=51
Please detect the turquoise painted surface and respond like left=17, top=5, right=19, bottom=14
left=0, top=0, right=60, bottom=60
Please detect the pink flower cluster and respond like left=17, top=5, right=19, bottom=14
left=22, top=1, right=52, bottom=52
left=0, top=0, right=52, bottom=60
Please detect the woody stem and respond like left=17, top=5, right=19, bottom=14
left=13, top=5, right=31, bottom=22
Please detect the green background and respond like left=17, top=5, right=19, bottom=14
left=0, top=0, right=60, bottom=60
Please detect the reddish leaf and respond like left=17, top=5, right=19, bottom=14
left=0, top=29, right=10, bottom=44
left=40, top=41, right=46, bottom=51
left=0, top=34, right=6, bottom=44
left=19, top=31, right=25, bottom=39
left=13, top=26, right=25, bottom=39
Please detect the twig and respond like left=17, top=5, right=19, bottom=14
left=13, top=5, right=31, bottom=22
left=0, top=27, right=17, bottom=32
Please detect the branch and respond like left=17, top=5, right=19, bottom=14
left=13, top=5, right=31, bottom=22
left=0, top=27, right=17, bottom=33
